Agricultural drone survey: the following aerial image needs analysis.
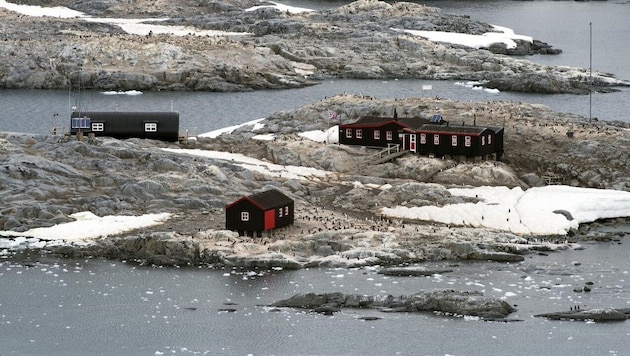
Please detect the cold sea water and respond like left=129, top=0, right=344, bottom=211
left=1, top=1, right=630, bottom=355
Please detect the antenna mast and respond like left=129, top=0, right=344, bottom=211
left=588, top=22, right=593, bottom=121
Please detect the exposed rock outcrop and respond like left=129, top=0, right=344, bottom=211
left=2, top=94, right=630, bottom=267
left=271, top=290, right=518, bottom=320
left=535, top=308, right=630, bottom=322
left=0, top=0, right=627, bottom=93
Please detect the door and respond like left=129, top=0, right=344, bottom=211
left=410, top=134, right=416, bottom=152
left=264, top=210, right=276, bottom=230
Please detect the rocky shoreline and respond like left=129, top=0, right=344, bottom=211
left=271, top=290, right=519, bottom=321
left=1, top=0, right=629, bottom=93
left=2, top=94, right=630, bottom=269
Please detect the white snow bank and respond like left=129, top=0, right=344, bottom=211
left=199, top=118, right=266, bottom=139
left=245, top=1, right=315, bottom=14
left=0, top=0, right=252, bottom=36
left=0, top=0, right=83, bottom=17
left=381, top=185, right=630, bottom=235
left=0, top=212, right=171, bottom=241
left=161, top=148, right=332, bottom=180
left=397, top=24, right=532, bottom=50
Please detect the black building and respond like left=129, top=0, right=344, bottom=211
left=70, top=111, right=179, bottom=141
left=338, top=116, right=429, bottom=148
left=404, top=124, right=504, bottom=160
left=225, top=189, right=294, bottom=237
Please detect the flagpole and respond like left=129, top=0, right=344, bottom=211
left=327, top=110, right=338, bottom=144
left=327, top=115, right=330, bottom=144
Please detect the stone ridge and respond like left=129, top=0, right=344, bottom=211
left=2, top=95, right=629, bottom=268
left=271, top=290, right=518, bottom=320
left=1, top=0, right=627, bottom=93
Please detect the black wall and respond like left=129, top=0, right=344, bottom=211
left=70, top=111, right=179, bottom=141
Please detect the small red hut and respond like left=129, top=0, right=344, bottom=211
left=225, top=189, right=294, bottom=237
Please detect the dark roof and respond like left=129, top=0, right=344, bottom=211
left=227, top=189, right=293, bottom=211
left=71, top=111, right=179, bottom=120
left=416, top=124, right=489, bottom=135
left=487, top=126, right=504, bottom=134
left=341, top=116, right=429, bottom=129
left=397, top=117, right=431, bottom=129
left=342, top=116, right=398, bottom=127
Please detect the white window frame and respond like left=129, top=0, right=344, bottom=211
left=374, top=130, right=380, bottom=140
left=464, top=136, right=471, bottom=147
left=356, top=129, right=362, bottom=139
left=279, top=208, right=283, bottom=217
left=482, top=136, right=485, bottom=145
left=420, top=133, right=426, bottom=144
left=345, top=128, right=352, bottom=138
left=433, top=135, right=440, bottom=145
left=488, top=134, right=492, bottom=145
left=92, top=122, right=104, bottom=132
left=145, top=122, right=158, bottom=132
left=284, top=206, right=289, bottom=216
left=451, top=135, right=458, bottom=147
left=386, top=131, right=393, bottom=141
left=241, top=212, right=249, bottom=221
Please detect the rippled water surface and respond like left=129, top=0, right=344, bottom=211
left=2, top=1, right=630, bottom=355
left=2, top=234, right=630, bottom=355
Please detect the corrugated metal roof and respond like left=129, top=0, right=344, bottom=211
left=398, top=117, right=431, bottom=129
left=347, top=116, right=397, bottom=126
left=342, top=116, right=429, bottom=129
left=71, top=111, right=179, bottom=120
left=417, top=124, right=488, bottom=135
left=231, top=189, right=293, bottom=211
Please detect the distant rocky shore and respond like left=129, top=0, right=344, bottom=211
left=271, top=290, right=518, bottom=321
left=2, top=95, right=630, bottom=269
left=1, top=0, right=628, bottom=93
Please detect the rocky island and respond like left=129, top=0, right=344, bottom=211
left=2, top=0, right=630, bottom=323
left=1, top=0, right=630, bottom=269
left=1, top=0, right=628, bottom=93
left=2, top=93, right=630, bottom=271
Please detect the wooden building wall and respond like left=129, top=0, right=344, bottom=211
left=70, top=111, right=180, bottom=141
left=407, top=126, right=503, bottom=160
left=338, top=122, right=405, bottom=147
left=225, top=191, right=294, bottom=237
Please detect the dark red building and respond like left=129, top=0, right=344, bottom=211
left=404, top=124, right=504, bottom=160
left=225, top=189, right=294, bottom=237
left=338, top=116, right=429, bottom=148
left=339, top=114, right=504, bottom=161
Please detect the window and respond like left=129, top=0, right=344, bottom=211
left=464, top=136, right=471, bottom=147
left=374, top=130, right=380, bottom=140
left=71, top=117, right=90, bottom=129
left=420, top=133, right=426, bottom=144
left=345, top=128, right=352, bottom=138
left=92, top=122, right=104, bottom=132
left=279, top=208, right=283, bottom=217
left=482, top=136, right=485, bottom=145
left=284, top=206, right=289, bottom=216
left=386, top=131, right=393, bottom=141
left=433, top=135, right=440, bottom=145
left=356, top=129, right=362, bottom=139
left=451, top=135, right=458, bottom=146
left=488, top=134, right=492, bottom=145
left=241, top=212, right=249, bottom=221
left=145, top=122, right=157, bottom=132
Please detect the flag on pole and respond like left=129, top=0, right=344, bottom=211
left=328, top=111, right=338, bottom=121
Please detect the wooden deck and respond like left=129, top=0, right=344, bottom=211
left=367, top=144, right=407, bottom=165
